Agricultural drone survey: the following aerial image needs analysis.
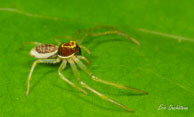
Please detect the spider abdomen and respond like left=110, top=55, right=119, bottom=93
left=30, top=44, right=58, bottom=59
left=35, top=44, right=58, bottom=53
left=58, top=41, right=81, bottom=58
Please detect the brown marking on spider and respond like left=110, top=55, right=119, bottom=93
left=58, top=41, right=81, bottom=57
left=35, top=44, right=57, bottom=53
left=30, top=44, right=58, bottom=59
left=22, top=26, right=148, bottom=113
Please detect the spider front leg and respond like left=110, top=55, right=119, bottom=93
left=77, top=56, right=90, bottom=64
left=74, top=26, right=140, bottom=45
left=79, top=45, right=91, bottom=55
left=26, top=58, right=61, bottom=96
left=72, top=56, right=148, bottom=95
left=54, top=35, right=73, bottom=45
left=58, top=60, right=88, bottom=95
left=80, top=30, right=140, bottom=45
left=67, top=58, right=134, bottom=112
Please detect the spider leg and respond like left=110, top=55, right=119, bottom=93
left=73, top=26, right=140, bottom=45
left=19, top=42, right=42, bottom=50
left=58, top=60, right=88, bottom=95
left=79, top=45, right=91, bottom=55
left=67, top=58, right=134, bottom=113
left=77, top=56, right=90, bottom=64
left=26, top=58, right=61, bottom=96
left=54, top=35, right=73, bottom=45
left=79, top=30, right=140, bottom=45
left=73, top=25, right=116, bottom=40
left=72, top=56, right=148, bottom=95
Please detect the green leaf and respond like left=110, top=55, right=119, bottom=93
left=0, top=0, right=193, bottom=116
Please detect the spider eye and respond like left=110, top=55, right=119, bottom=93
left=70, top=41, right=76, bottom=46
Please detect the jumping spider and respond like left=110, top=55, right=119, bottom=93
left=21, top=26, right=148, bottom=113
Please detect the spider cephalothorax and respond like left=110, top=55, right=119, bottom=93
left=23, top=26, right=147, bottom=113
left=58, top=41, right=81, bottom=58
